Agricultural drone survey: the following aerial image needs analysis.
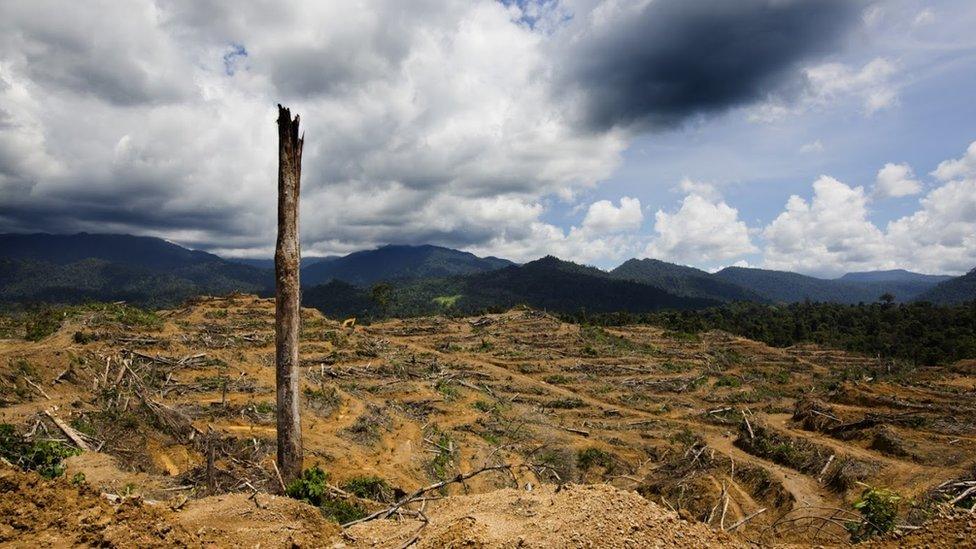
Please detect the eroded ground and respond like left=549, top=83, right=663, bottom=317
left=1, top=295, right=974, bottom=546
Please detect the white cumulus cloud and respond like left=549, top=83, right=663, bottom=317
left=644, top=193, right=756, bottom=267
left=874, top=162, right=922, bottom=198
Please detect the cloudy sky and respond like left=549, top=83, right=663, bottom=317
left=1, top=0, right=975, bottom=276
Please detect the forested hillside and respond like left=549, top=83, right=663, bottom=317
left=568, top=301, right=976, bottom=366
left=302, top=244, right=512, bottom=286
left=610, top=258, right=764, bottom=302
left=917, top=269, right=976, bottom=304
left=714, top=266, right=941, bottom=303
left=302, top=256, right=717, bottom=319
left=0, top=234, right=270, bottom=307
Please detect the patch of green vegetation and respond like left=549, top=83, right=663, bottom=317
left=663, top=330, right=701, bottom=342
left=304, top=386, right=341, bottom=415
left=69, top=416, right=97, bottom=438
left=668, top=428, right=701, bottom=448
left=24, top=307, right=64, bottom=341
left=252, top=401, right=275, bottom=415
left=0, top=423, right=81, bottom=478
left=432, top=295, right=462, bottom=308
left=577, top=447, right=616, bottom=472
left=72, top=331, right=97, bottom=344
left=194, top=375, right=228, bottom=392
left=425, top=427, right=457, bottom=483
left=849, top=486, right=901, bottom=541
left=285, top=465, right=368, bottom=524
left=545, top=396, right=585, bottom=409
left=435, top=379, right=461, bottom=401
left=70, top=472, right=87, bottom=486
left=534, top=447, right=577, bottom=484
left=580, top=325, right=656, bottom=356
left=343, top=475, right=394, bottom=502
left=660, top=360, right=693, bottom=373
left=83, top=303, right=162, bottom=330
left=472, top=399, right=503, bottom=414
left=543, top=374, right=572, bottom=385
left=714, top=375, right=742, bottom=388
left=319, top=497, right=368, bottom=524
left=204, top=308, right=229, bottom=319
left=345, top=404, right=388, bottom=443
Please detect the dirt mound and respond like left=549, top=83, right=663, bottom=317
left=344, top=483, right=745, bottom=548
left=0, top=466, right=198, bottom=547
left=177, top=492, right=340, bottom=547
left=864, top=512, right=976, bottom=548
left=0, top=465, right=339, bottom=548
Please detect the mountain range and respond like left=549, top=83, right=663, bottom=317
left=0, top=233, right=972, bottom=315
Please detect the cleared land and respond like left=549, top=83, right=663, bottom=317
left=1, top=295, right=974, bottom=547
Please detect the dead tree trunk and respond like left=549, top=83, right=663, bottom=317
left=275, top=104, right=304, bottom=484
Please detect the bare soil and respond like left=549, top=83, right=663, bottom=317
left=1, top=295, right=974, bottom=547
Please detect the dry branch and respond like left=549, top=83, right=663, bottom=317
left=341, top=464, right=513, bottom=528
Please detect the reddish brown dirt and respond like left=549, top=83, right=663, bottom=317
left=344, top=483, right=744, bottom=548
left=0, top=466, right=199, bottom=547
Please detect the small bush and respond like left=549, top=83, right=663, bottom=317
left=343, top=475, right=394, bottom=502
left=714, top=375, right=742, bottom=388
left=543, top=374, right=572, bottom=385
left=24, top=308, right=64, bottom=341
left=286, top=466, right=331, bottom=504
left=305, top=386, right=341, bottom=416
left=534, top=447, right=577, bottom=484
left=72, top=331, right=97, bottom=344
left=319, top=498, right=368, bottom=524
left=577, top=447, right=616, bottom=472
left=0, top=423, right=81, bottom=478
left=285, top=466, right=368, bottom=524
left=435, top=379, right=461, bottom=401
left=849, top=486, right=901, bottom=541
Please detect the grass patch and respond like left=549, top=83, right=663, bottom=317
left=432, top=295, right=462, bottom=308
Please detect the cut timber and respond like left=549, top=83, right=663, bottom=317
left=43, top=408, right=90, bottom=451
left=275, top=104, right=304, bottom=484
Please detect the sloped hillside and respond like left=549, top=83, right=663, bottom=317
left=610, top=258, right=764, bottom=302
left=302, top=244, right=512, bottom=286
left=918, top=269, right=976, bottom=304
left=1, top=296, right=974, bottom=546
left=0, top=233, right=269, bottom=306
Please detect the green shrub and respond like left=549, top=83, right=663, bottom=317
left=714, top=375, right=742, bottom=388
left=72, top=331, right=96, bottom=344
left=850, top=486, right=901, bottom=541
left=0, top=423, right=81, bottom=478
left=24, top=308, right=64, bottom=341
left=343, top=475, right=394, bottom=502
left=543, top=374, right=572, bottom=385
left=435, top=379, right=461, bottom=401
left=319, top=498, right=367, bottom=523
left=285, top=466, right=330, bottom=504
left=285, top=465, right=368, bottom=524
left=577, top=447, right=616, bottom=472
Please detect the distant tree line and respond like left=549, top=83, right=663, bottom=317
left=561, top=301, right=976, bottom=366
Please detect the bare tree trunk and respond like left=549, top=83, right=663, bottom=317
left=275, top=104, right=303, bottom=484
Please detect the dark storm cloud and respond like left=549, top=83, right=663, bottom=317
left=563, top=0, right=865, bottom=131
